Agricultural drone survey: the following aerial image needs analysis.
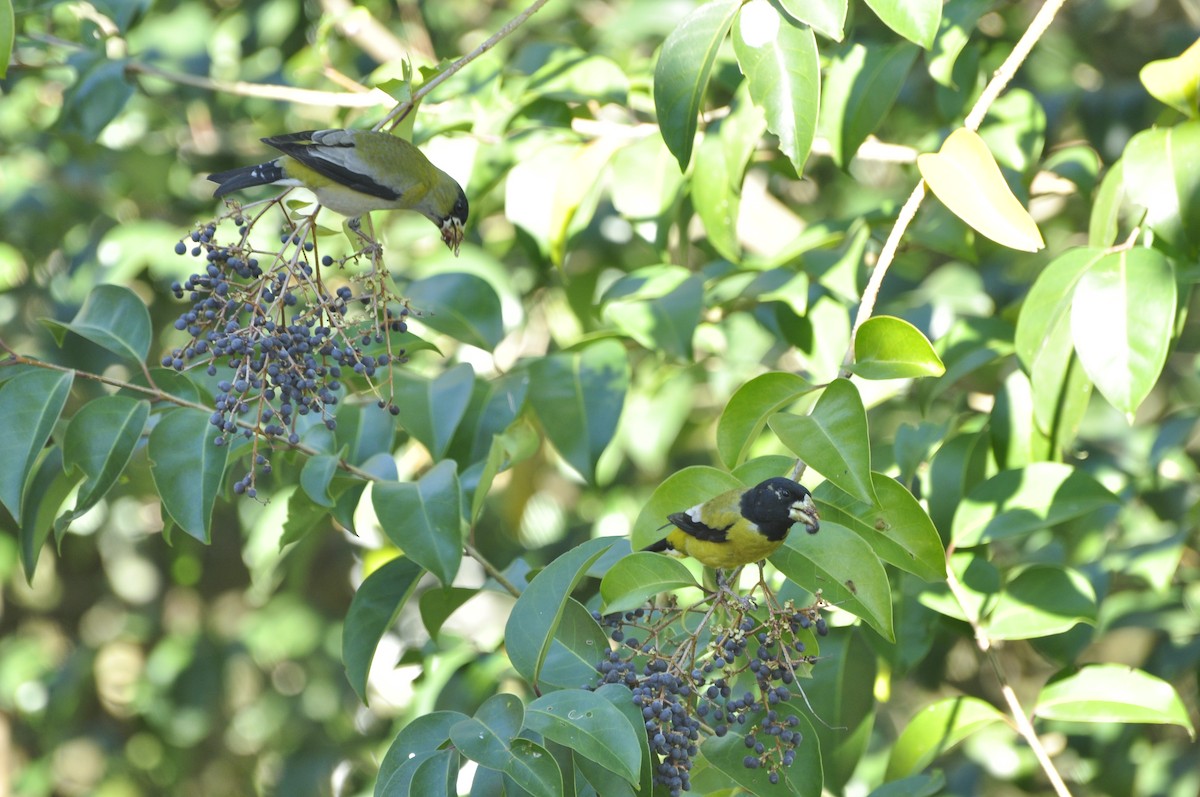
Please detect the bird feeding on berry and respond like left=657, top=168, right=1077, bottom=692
left=644, top=477, right=820, bottom=569
left=208, top=129, right=468, bottom=254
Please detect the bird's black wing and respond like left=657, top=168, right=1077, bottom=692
left=666, top=512, right=732, bottom=542
left=263, top=131, right=401, bottom=202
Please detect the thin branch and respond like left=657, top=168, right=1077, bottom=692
left=840, top=0, right=1070, bottom=374
left=125, top=61, right=393, bottom=108
left=375, top=0, right=554, bottom=131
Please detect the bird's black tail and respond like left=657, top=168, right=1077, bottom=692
left=208, top=160, right=285, bottom=198
left=642, top=538, right=672, bottom=554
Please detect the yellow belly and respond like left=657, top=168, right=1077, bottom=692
left=667, top=528, right=783, bottom=569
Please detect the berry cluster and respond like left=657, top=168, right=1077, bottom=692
left=161, top=209, right=412, bottom=491
left=590, top=595, right=828, bottom=794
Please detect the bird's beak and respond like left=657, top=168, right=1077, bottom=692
left=790, top=494, right=820, bottom=534
left=441, top=218, right=464, bottom=256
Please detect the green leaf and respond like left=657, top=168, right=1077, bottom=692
left=1140, top=38, right=1200, bottom=118
left=599, top=552, right=701, bottom=614
left=393, top=362, right=476, bottom=459
left=918, top=128, right=1045, bottom=252
left=505, top=537, right=618, bottom=688
left=0, top=369, right=73, bottom=522
left=717, top=372, right=813, bottom=469
left=147, top=408, right=228, bottom=544
left=527, top=689, right=642, bottom=785
left=58, top=396, right=149, bottom=529
left=407, top=749, right=458, bottom=795
left=58, top=57, right=134, bottom=138
left=1035, top=665, right=1196, bottom=734
left=0, top=0, right=13, bottom=80
left=862, top=0, right=941, bottom=48
left=814, top=473, right=945, bottom=582
left=419, top=586, right=477, bottom=642
left=520, top=47, right=629, bottom=104
left=927, top=0, right=989, bottom=87
left=732, top=0, right=820, bottom=175
left=820, top=43, right=919, bottom=167
left=984, top=565, right=1097, bottom=640
left=373, top=460, right=463, bottom=585
left=771, top=521, right=894, bottom=641
left=451, top=693, right=525, bottom=769
left=692, top=86, right=766, bottom=262
left=469, top=417, right=540, bottom=524
left=406, top=273, right=504, bottom=350
left=850, top=316, right=945, bottom=379
left=549, top=138, right=622, bottom=265
left=1069, top=248, right=1175, bottom=420
left=376, top=711, right=468, bottom=796
left=653, top=0, right=742, bottom=171
left=775, top=0, right=846, bottom=41
left=1122, top=121, right=1200, bottom=257
left=602, top=267, right=704, bottom=360
left=344, top=555, right=425, bottom=705
left=41, top=284, right=151, bottom=362
left=1088, top=159, right=1126, bottom=249
left=447, top=370, right=530, bottom=466
left=299, top=454, right=340, bottom=508
left=951, top=463, right=1119, bottom=547
left=21, top=448, right=78, bottom=582
left=630, top=466, right=745, bottom=551
left=769, top=378, right=877, bottom=504
left=807, top=632, right=876, bottom=793
left=537, top=598, right=612, bottom=691
left=886, top=696, right=1007, bottom=779
left=594, top=683, right=656, bottom=794
left=528, top=339, right=628, bottom=483
left=504, top=738, right=562, bottom=797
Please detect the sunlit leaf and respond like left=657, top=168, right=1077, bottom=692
left=1036, top=665, right=1195, bottom=734
left=850, top=316, right=945, bottom=379
left=886, top=696, right=1007, bottom=778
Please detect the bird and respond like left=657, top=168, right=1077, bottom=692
left=207, top=129, right=468, bottom=254
left=644, top=477, right=820, bottom=570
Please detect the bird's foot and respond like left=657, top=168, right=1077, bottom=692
left=715, top=569, right=757, bottom=612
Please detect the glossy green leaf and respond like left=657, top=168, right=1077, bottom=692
left=406, top=273, right=504, bottom=350
left=373, top=460, right=463, bottom=585
left=58, top=396, right=149, bottom=530
left=447, top=370, right=530, bottom=466
left=40, top=284, right=151, bottom=362
left=1070, top=248, right=1175, bottom=420
left=392, top=362, right=476, bottom=459
left=419, top=586, right=477, bottom=642
left=0, top=369, right=74, bottom=522
left=594, top=683, right=656, bottom=794
left=769, top=378, right=877, bottom=504
left=692, top=86, right=766, bottom=261
left=451, top=693, right=525, bottom=769
left=1035, top=665, right=1195, bottom=734
left=20, top=448, right=77, bottom=582
left=775, top=0, right=846, bottom=40
left=376, top=711, right=468, bottom=796
left=886, top=696, right=1007, bottom=779
left=820, top=42, right=919, bottom=166
left=537, top=598, right=611, bottom=691
left=807, top=632, right=876, bottom=793
left=408, top=749, right=458, bottom=795
left=732, top=0, right=820, bottom=175
left=299, top=454, right=339, bottom=508
left=850, top=315, right=945, bottom=379
left=528, top=339, right=628, bottom=483
left=653, top=0, right=742, bottom=171
left=1123, top=121, right=1200, bottom=257
left=771, top=521, right=894, bottom=640
left=599, top=552, right=701, bottom=614
left=602, top=269, right=703, bottom=360
left=814, top=473, right=945, bottom=582
left=0, top=0, right=13, bottom=80
left=469, top=417, right=540, bottom=524
left=630, top=466, right=745, bottom=551
left=927, top=0, right=989, bottom=86
left=527, top=689, right=641, bottom=785
left=1088, top=159, right=1126, bottom=249
left=700, top=706, right=821, bottom=796
left=984, top=565, right=1097, bottom=640
left=869, top=773, right=946, bottom=797
left=148, top=408, right=228, bottom=544
left=505, top=537, right=618, bottom=688
left=1140, top=38, right=1200, bottom=117
left=504, top=738, right=562, bottom=797
left=862, top=0, right=941, bottom=48
left=918, top=128, right=1045, bottom=252
left=343, top=555, right=425, bottom=704
left=717, top=372, right=812, bottom=469
left=951, top=463, right=1119, bottom=547
left=59, top=57, right=134, bottom=138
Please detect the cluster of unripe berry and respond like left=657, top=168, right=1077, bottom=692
left=590, top=597, right=827, bottom=794
left=162, top=214, right=412, bottom=491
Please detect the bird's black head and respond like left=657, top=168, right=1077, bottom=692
left=450, top=186, right=469, bottom=227
left=439, top=186, right=470, bottom=255
left=739, top=477, right=819, bottom=541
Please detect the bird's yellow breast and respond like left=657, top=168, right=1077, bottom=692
left=665, top=526, right=784, bottom=569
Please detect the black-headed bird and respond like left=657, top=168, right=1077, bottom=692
left=207, top=129, right=468, bottom=254
left=644, top=477, right=820, bottom=569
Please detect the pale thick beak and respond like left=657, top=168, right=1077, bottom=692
left=789, top=494, right=820, bottom=534
left=441, top=218, right=464, bottom=255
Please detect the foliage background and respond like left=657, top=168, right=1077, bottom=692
left=1, top=0, right=1199, bottom=796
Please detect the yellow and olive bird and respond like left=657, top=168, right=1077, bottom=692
left=207, top=129, right=468, bottom=254
left=644, top=477, right=820, bottom=569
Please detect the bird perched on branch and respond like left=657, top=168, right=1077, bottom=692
left=208, top=129, right=468, bottom=254
left=644, top=477, right=820, bottom=569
